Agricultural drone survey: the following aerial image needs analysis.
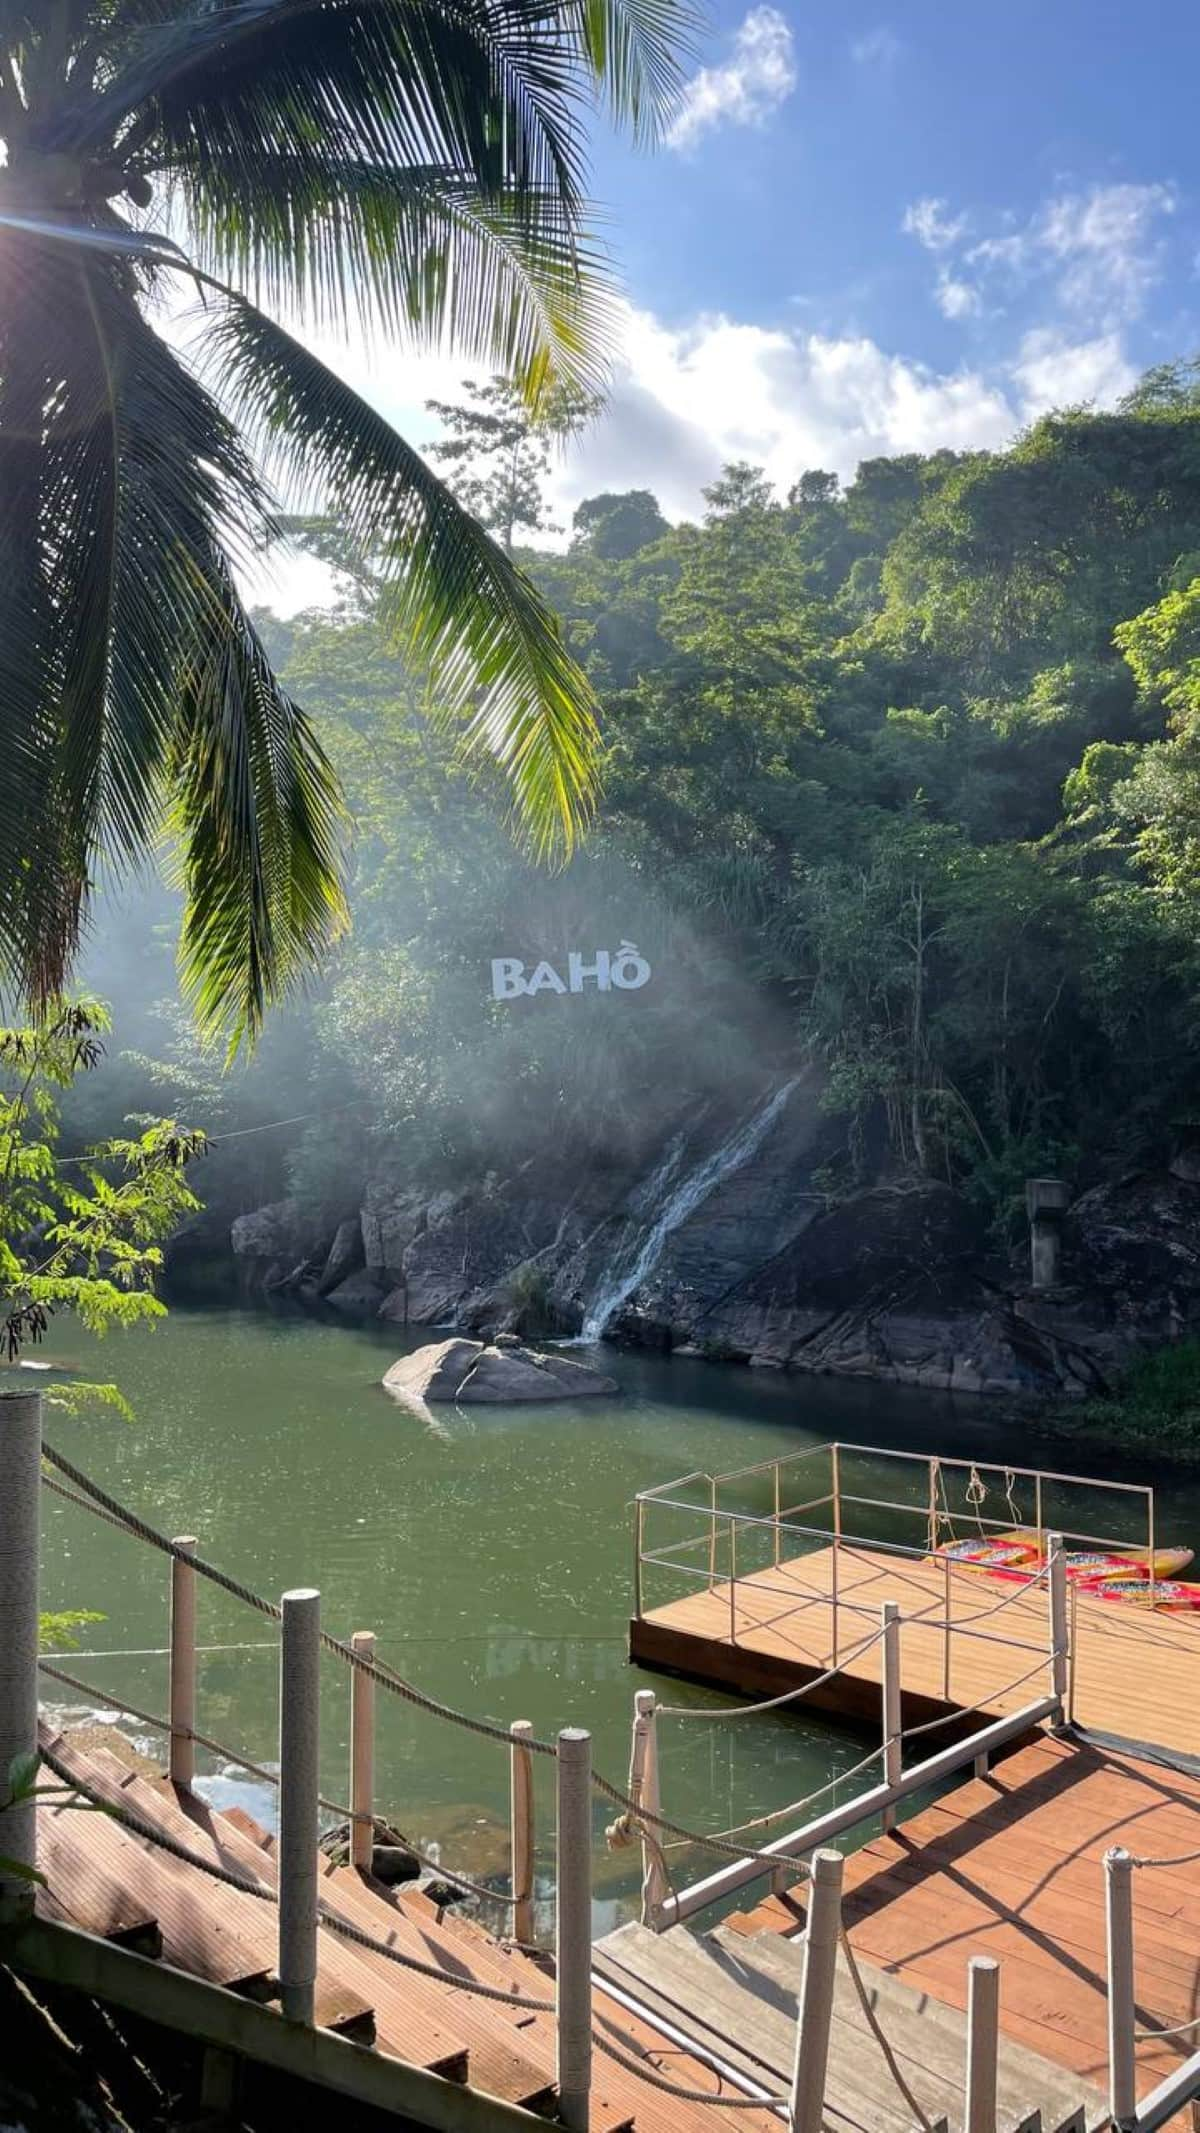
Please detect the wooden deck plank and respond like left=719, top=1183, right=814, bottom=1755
left=632, top=1542, right=1200, bottom=1757
left=733, top=1736, right=1200, bottom=2104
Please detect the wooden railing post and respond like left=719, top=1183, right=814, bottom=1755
left=279, top=1588, right=320, bottom=2024
left=556, top=1728, right=592, bottom=2133
left=0, top=1388, right=42, bottom=1923
left=881, top=1601, right=902, bottom=1833
left=511, top=1719, right=535, bottom=1946
left=1047, top=1531, right=1069, bottom=1727
left=1106, top=1845, right=1137, bottom=2131
left=965, top=1955, right=1000, bottom=2133
left=349, top=1630, right=375, bottom=1872
left=169, top=1536, right=198, bottom=1790
left=632, top=1690, right=668, bottom=1929
left=788, top=1848, right=844, bottom=2133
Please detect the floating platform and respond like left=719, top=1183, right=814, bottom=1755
left=630, top=1543, right=1200, bottom=1760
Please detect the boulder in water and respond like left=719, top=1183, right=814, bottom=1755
left=383, top=1337, right=618, bottom=1404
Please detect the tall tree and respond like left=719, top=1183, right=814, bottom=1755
left=0, top=0, right=690, bottom=1047
left=426, top=376, right=600, bottom=550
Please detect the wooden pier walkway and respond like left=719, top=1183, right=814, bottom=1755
left=725, top=1731, right=1200, bottom=2108
left=631, top=1544, right=1200, bottom=1758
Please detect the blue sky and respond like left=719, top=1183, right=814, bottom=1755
left=259, top=0, right=1200, bottom=603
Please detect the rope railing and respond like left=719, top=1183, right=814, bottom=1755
left=40, top=1446, right=843, bottom=1881
left=18, top=1418, right=1091, bottom=2133
left=38, top=1743, right=552, bottom=2009
left=37, top=1659, right=517, bottom=1909
left=655, top=1624, right=887, bottom=1720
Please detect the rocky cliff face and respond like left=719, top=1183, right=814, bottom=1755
left=226, top=1083, right=1200, bottom=1401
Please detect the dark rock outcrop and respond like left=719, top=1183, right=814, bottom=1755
left=383, top=1337, right=619, bottom=1404
left=228, top=1083, right=1200, bottom=1402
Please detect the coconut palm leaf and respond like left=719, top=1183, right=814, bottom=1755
left=199, top=290, right=599, bottom=860
left=183, top=158, right=614, bottom=404
left=0, top=0, right=692, bottom=1037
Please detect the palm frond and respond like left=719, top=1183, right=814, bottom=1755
left=183, top=156, right=615, bottom=405
left=0, top=216, right=346, bottom=1043
left=170, top=575, right=349, bottom=1052
left=69, top=0, right=588, bottom=226
left=197, top=292, right=600, bottom=860
left=568, top=0, right=697, bottom=141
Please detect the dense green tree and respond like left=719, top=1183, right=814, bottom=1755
left=572, top=490, right=670, bottom=559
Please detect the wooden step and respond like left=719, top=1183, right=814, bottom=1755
left=711, top=1924, right=1102, bottom=2133
left=41, top=1735, right=371, bottom=2038
left=598, top=1920, right=1104, bottom=2133
left=598, top=1919, right=933, bottom=2133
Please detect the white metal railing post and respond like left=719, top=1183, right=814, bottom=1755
left=349, top=1630, right=375, bottom=1872
left=556, top=1728, right=593, bottom=2133
left=169, top=1536, right=198, bottom=1790
left=0, top=1389, right=42, bottom=1923
left=279, top=1588, right=321, bottom=2024
left=774, top=1462, right=782, bottom=1568
left=633, top=1498, right=644, bottom=1619
left=788, top=1847, right=844, bottom=2133
left=633, top=1690, right=668, bottom=1929
left=511, top=1718, right=535, bottom=1946
left=965, top=1955, right=1000, bottom=2133
left=1047, top=1531, right=1069, bottom=1727
left=1106, top=1846, right=1137, bottom=2131
left=881, top=1601, right=902, bottom=1833
left=831, top=1446, right=842, bottom=1665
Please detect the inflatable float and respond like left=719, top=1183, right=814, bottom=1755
left=1085, top=1574, right=1200, bottom=1612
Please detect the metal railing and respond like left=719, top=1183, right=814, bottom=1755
left=624, top=1540, right=1067, bottom=1929
left=634, top=1440, right=1158, bottom=1672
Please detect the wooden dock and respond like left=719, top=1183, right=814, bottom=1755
left=631, top=1543, right=1200, bottom=1759
left=726, top=1731, right=1200, bottom=2107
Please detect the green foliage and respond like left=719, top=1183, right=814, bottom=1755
left=0, top=998, right=206, bottom=1368
left=0, top=0, right=695, bottom=1043
left=65, top=368, right=1200, bottom=1238
left=1072, top=1339, right=1200, bottom=1460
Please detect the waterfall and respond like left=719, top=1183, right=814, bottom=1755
left=581, top=1079, right=799, bottom=1341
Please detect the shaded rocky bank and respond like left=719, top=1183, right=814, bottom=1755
left=217, top=1082, right=1200, bottom=1403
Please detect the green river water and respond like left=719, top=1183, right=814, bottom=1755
left=31, top=1305, right=1195, bottom=1933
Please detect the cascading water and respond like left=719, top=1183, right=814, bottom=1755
left=581, top=1078, right=800, bottom=1340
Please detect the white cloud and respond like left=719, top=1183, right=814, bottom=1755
left=545, top=305, right=1017, bottom=525
left=935, top=272, right=982, bottom=321
left=850, top=25, right=901, bottom=66
left=667, top=7, right=796, bottom=151
left=1010, top=328, right=1138, bottom=414
left=902, top=197, right=968, bottom=253
left=1037, top=181, right=1176, bottom=318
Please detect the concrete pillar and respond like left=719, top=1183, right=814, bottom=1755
left=349, top=1630, right=375, bottom=1873
left=555, top=1728, right=592, bottom=2133
left=789, top=1848, right=844, bottom=2133
left=168, top=1537, right=198, bottom=1790
left=0, top=1389, right=41, bottom=1922
left=1105, top=1846, right=1137, bottom=2131
left=510, top=1718, right=535, bottom=1946
left=965, top=1956, right=1000, bottom=2133
left=1025, top=1177, right=1070, bottom=1289
left=278, top=1588, right=320, bottom=2023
